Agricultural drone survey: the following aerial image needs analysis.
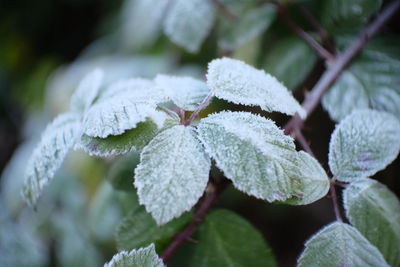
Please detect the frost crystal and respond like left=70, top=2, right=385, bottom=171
left=70, top=69, right=103, bottom=113
left=83, top=97, right=167, bottom=138
left=104, top=244, right=164, bottom=267
left=329, top=109, right=400, bottom=182
left=134, top=125, right=211, bottom=225
left=22, top=113, right=81, bottom=206
left=298, top=222, right=389, bottom=267
left=343, top=178, right=400, bottom=266
left=163, top=0, right=216, bottom=53
left=197, top=111, right=301, bottom=202
left=207, top=58, right=306, bottom=118
left=154, top=74, right=211, bottom=111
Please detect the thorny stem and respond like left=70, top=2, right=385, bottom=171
left=276, top=4, right=335, bottom=61
left=284, top=0, right=400, bottom=135
left=161, top=181, right=225, bottom=263
left=329, top=179, right=343, bottom=222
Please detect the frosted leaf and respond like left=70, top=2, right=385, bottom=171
left=70, top=69, right=103, bottom=113
left=219, top=5, right=276, bottom=51
left=22, top=113, right=81, bottom=206
left=322, top=37, right=400, bottom=121
left=75, top=120, right=161, bottom=157
left=343, top=178, right=400, bottom=266
left=134, top=125, right=211, bottom=225
left=163, top=0, right=216, bottom=53
left=328, top=110, right=400, bottom=182
left=154, top=74, right=211, bottom=111
left=82, top=95, right=167, bottom=138
left=285, top=151, right=330, bottom=205
left=120, top=0, right=169, bottom=50
left=99, top=78, right=167, bottom=105
left=207, top=58, right=305, bottom=118
left=197, top=111, right=301, bottom=202
left=298, top=222, right=389, bottom=267
left=104, top=244, right=164, bottom=267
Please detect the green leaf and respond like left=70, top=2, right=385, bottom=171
left=134, top=125, right=211, bottom=225
left=70, top=69, right=103, bottom=113
left=298, top=222, right=389, bottom=267
left=22, top=113, right=81, bottom=206
left=322, top=37, right=400, bottom=121
left=76, top=120, right=160, bottom=157
left=104, top=244, right=164, bottom=267
left=163, top=0, right=216, bottom=53
left=107, top=152, right=140, bottom=192
left=190, top=209, right=276, bottom=267
left=197, top=111, right=301, bottom=202
left=262, top=36, right=317, bottom=91
left=328, top=110, right=400, bottom=182
left=218, top=4, right=276, bottom=51
left=207, top=57, right=305, bottom=118
left=320, top=0, right=382, bottom=33
left=343, top=178, right=400, bottom=266
left=154, top=75, right=211, bottom=111
left=116, top=206, right=191, bottom=252
left=284, top=151, right=330, bottom=205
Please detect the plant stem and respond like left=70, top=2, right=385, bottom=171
left=284, top=0, right=400, bottom=135
left=329, top=180, right=343, bottom=222
left=185, top=92, right=214, bottom=126
left=277, top=4, right=335, bottom=61
left=294, top=128, right=314, bottom=156
left=211, top=0, right=237, bottom=20
left=161, top=181, right=223, bottom=263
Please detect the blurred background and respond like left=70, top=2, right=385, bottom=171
left=1, top=0, right=399, bottom=266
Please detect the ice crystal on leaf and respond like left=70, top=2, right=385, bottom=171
left=70, top=69, right=104, bottom=113
left=329, top=109, right=400, bottom=182
left=22, top=113, right=81, bottom=206
left=343, top=178, right=400, bottom=266
left=154, top=74, right=211, bottom=111
left=207, top=58, right=306, bottom=118
left=134, top=125, right=211, bottom=225
left=298, top=222, right=389, bottom=267
left=197, top=111, right=301, bottom=202
left=104, top=244, right=164, bottom=267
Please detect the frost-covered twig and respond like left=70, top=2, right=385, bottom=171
left=284, top=0, right=400, bottom=135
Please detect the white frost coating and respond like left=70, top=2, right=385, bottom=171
left=70, top=69, right=103, bottom=113
left=286, top=151, right=330, bottom=205
left=104, top=244, right=164, bottom=267
left=22, top=113, right=81, bottom=206
left=99, top=78, right=167, bottom=104
left=343, top=178, right=400, bottom=266
left=298, top=222, right=389, bottom=267
left=82, top=94, right=167, bottom=138
left=328, top=109, right=400, bottom=182
left=207, top=58, right=306, bottom=118
left=197, top=111, right=301, bottom=202
left=134, top=125, right=211, bottom=225
left=154, top=74, right=211, bottom=111
left=163, top=0, right=216, bottom=53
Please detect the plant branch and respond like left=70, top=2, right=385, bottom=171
left=329, top=180, right=343, bottom=222
left=294, top=128, right=314, bottom=156
left=161, top=180, right=225, bottom=263
left=284, top=0, right=400, bottom=135
left=211, top=0, right=237, bottom=20
left=276, top=4, right=335, bottom=61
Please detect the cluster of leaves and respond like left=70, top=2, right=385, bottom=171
left=18, top=0, right=400, bottom=266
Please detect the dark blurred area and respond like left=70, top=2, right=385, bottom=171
left=0, top=0, right=399, bottom=266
